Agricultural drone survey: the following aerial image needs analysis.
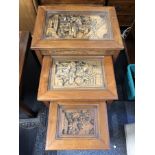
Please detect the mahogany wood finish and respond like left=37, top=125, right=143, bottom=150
left=19, top=31, right=36, bottom=117
left=41, top=49, right=118, bottom=56
left=108, top=0, right=134, bottom=15
left=19, top=31, right=29, bottom=83
left=38, top=56, right=117, bottom=101
left=19, top=0, right=38, bottom=33
left=46, top=101, right=110, bottom=150
left=31, top=5, right=124, bottom=54
left=118, top=15, right=134, bottom=26
left=107, top=0, right=135, bottom=26
left=34, top=50, right=43, bottom=64
left=39, top=0, right=105, bottom=5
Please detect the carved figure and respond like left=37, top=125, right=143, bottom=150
left=51, top=59, right=105, bottom=89
left=45, top=13, right=111, bottom=40
left=60, top=108, right=96, bottom=136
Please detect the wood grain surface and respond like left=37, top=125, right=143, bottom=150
left=38, top=56, right=118, bottom=101
left=31, top=5, right=124, bottom=52
left=39, top=0, right=105, bottom=5
left=46, top=101, right=110, bottom=150
left=19, top=0, right=37, bottom=33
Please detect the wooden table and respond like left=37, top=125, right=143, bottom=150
left=31, top=5, right=124, bottom=64
left=31, top=5, right=124, bottom=150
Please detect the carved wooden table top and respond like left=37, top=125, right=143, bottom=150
left=46, top=101, right=110, bottom=150
left=38, top=56, right=117, bottom=101
left=31, top=5, right=124, bottom=52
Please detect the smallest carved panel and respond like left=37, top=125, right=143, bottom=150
left=49, top=58, right=106, bottom=90
left=56, top=105, right=98, bottom=138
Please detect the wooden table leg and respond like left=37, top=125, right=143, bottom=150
left=106, top=100, right=113, bottom=104
left=42, top=101, right=50, bottom=107
left=34, top=50, right=43, bottom=65
left=113, top=51, right=120, bottom=63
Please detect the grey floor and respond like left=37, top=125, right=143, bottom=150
left=19, top=49, right=135, bottom=155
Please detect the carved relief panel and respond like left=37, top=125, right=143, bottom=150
left=49, top=58, right=106, bottom=90
left=38, top=56, right=117, bottom=101
left=31, top=6, right=124, bottom=53
left=57, top=105, right=98, bottom=138
left=44, top=11, right=113, bottom=40
left=46, top=101, right=110, bottom=150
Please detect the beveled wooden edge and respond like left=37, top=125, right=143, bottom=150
left=32, top=6, right=45, bottom=46
left=31, top=5, right=124, bottom=50
left=109, top=7, right=123, bottom=48
left=41, top=49, right=119, bottom=56
left=37, top=56, right=118, bottom=101
left=38, top=56, right=51, bottom=97
left=103, top=56, right=118, bottom=99
left=46, top=101, right=110, bottom=150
